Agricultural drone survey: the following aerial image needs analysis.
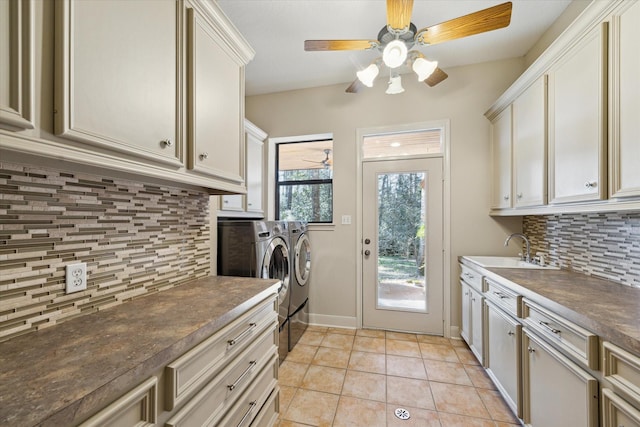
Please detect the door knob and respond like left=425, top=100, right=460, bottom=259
left=364, top=238, right=371, bottom=245
left=364, top=250, right=371, bottom=256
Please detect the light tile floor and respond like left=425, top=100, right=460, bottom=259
left=277, top=326, right=521, bottom=427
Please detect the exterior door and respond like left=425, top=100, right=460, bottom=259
left=362, top=158, right=443, bottom=334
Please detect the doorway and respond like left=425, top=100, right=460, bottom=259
left=361, top=157, right=444, bottom=334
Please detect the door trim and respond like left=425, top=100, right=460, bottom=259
left=355, top=120, right=452, bottom=336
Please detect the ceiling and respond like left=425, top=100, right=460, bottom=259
left=217, top=0, right=574, bottom=96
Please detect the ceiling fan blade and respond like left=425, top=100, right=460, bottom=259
left=345, top=79, right=365, bottom=93
left=415, top=1, right=512, bottom=46
left=386, top=0, right=414, bottom=32
left=424, top=68, right=448, bottom=87
left=304, top=40, right=378, bottom=51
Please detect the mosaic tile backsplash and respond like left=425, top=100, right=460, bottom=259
left=0, top=162, right=211, bottom=342
left=523, top=212, right=640, bottom=288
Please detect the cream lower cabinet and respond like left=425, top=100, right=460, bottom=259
left=548, top=24, right=607, bottom=204
left=459, top=264, right=484, bottom=365
left=485, top=300, right=521, bottom=418
left=54, top=0, right=181, bottom=166
left=78, top=295, right=279, bottom=427
left=610, top=0, right=640, bottom=199
left=512, top=76, right=547, bottom=208
left=522, top=328, right=599, bottom=427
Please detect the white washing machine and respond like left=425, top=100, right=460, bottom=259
left=287, top=221, right=311, bottom=351
left=217, top=220, right=290, bottom=363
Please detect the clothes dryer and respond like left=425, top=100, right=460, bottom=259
left=217, top=220, right=290, bottom=363
left=287, top=221, right=311, bottom=351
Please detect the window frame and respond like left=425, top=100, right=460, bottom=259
left=275, top=138, right=334, bottom=224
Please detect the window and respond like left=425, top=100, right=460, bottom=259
left=276, top=139, right=333, bottom=223
left=362, top=128, right=442, bottom=159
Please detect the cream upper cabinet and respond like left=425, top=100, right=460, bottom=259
left=0, top=0, right=34, bottom=130
left=512, top=77, right=547, bottom=208
left=245, top=120, right=266, bottom=216
left=548, top=24, right=607, bottom=204
left=186, top=1, right=244, bottom=187
left=610, top=0, right=640, bottom=199
left=490, top=106, right=512, bottom=209
left=54, top=0, right=181, bottom=166
left=220, top=119, right=266, bottom=218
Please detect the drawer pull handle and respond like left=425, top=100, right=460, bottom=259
left=237, top=400, right=257, bottom=427
left=528, top=346, right=535, bottom=353
left=228, top=323, right=258, bottom=347
left=539, top=321, right=561, bottom=336
left=228, top=360, right=257, bottom=391
left=493, top=291, right=507, bottom=299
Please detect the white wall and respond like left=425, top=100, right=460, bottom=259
left=246, top=57, right=525, bottom=334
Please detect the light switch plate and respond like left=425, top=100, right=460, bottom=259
left=66, top=262, right=87, bottom=294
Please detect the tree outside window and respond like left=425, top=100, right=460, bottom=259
left=276, top=140, right=333, bottom=223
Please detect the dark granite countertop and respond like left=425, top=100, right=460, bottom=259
left=0, top=276, right=280, bottom=427
left=460, top=256, right=640, bottom=356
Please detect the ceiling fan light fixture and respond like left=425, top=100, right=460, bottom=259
left=382, top=40, right=408, bottom=69
left=386, top=74, right=405, bottom=95
left=356, top=63, right=380, bottom=87
left=413, top=57, right=438, bottom=81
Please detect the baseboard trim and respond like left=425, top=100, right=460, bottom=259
left=309, top=313, right=357, bottom=329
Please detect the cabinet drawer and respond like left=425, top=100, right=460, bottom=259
left=165, top=297, right=277, bottom=410
left=523, top=299, right=598, bottom=370
left=603, top=341, right=640, bottom=402
left=80, top=377, right=157, bottom=427
left=219, top=357, right=278, bottom=427
left=460, top=264, right=484, bottom=291
left=485, top=278, right=521, bottom=318
left=165, top=324, right=278, bottom=427
left=250, top=387, right=279, bottom=427
left=602, top=388, right=640, bottom=427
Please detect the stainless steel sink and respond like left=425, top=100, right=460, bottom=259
left=464, top=256, right=559, bottom=270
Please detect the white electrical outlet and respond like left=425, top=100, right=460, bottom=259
left=65, top=262, right=87, bottom=294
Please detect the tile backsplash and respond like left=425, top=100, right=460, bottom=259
left=0, top=162, right=211, bottom=342
left=523, top=212, right=640, bottom=288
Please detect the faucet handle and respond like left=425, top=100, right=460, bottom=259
left=535, top=252, right=546, bottom=267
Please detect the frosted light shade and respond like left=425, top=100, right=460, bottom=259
left=386, top=75, right=404, bottom=95
left=356, top=64, right=379, bottom=87
left=382, top=40, right=408, bottom=69
left=413, top=57, right=438, bottom=81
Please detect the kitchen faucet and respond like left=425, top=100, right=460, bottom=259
left=504, top=233, right=531, bottom=263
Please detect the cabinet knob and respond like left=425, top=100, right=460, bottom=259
left=527, top=346, right=535, bottom=353
left=199, top=152, right=209, bottom=160
left=161, top=139, right=173, bottom=148
left=248, top=203, right=252, bottom=206
left=508, top=331, right=515, bottom=336
left=223, top=200, right=229, bottom=204
left=517, top=193, right=523, bottom=199
left=503, top=195, right=509, bottom=200
left=584, top=181, right=597, bottom=189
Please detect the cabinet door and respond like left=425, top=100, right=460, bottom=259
left=0, top=0, right=34, bottom=130
left=469, top=287, right=484, bottom=365
left=610, top=1, right=640, bottom=198
left=548, top=25, right=607, bottom=204
left=186, top=3, right=244, bottom=186
left=220, top=194, right=244, bottom=212
left=460, top=281, right=471, bottom=344
left=513, top=77, right=547, bottom=207
left=523, top=329, right=598, bottom=427
left=486, top=301, right=521, bottom=418
left=490, top=106, right=512, bottom=209
left=245, top=133, right=264, bottom=215
left=54, top=0, right=180, bottom=166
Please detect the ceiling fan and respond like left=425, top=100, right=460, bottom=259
left=303, top=149, right=332, bottom=169
left=304, top=0, right=513, bottom=94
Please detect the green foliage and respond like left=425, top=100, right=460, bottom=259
left=278, top=168, right=333, bottom=222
